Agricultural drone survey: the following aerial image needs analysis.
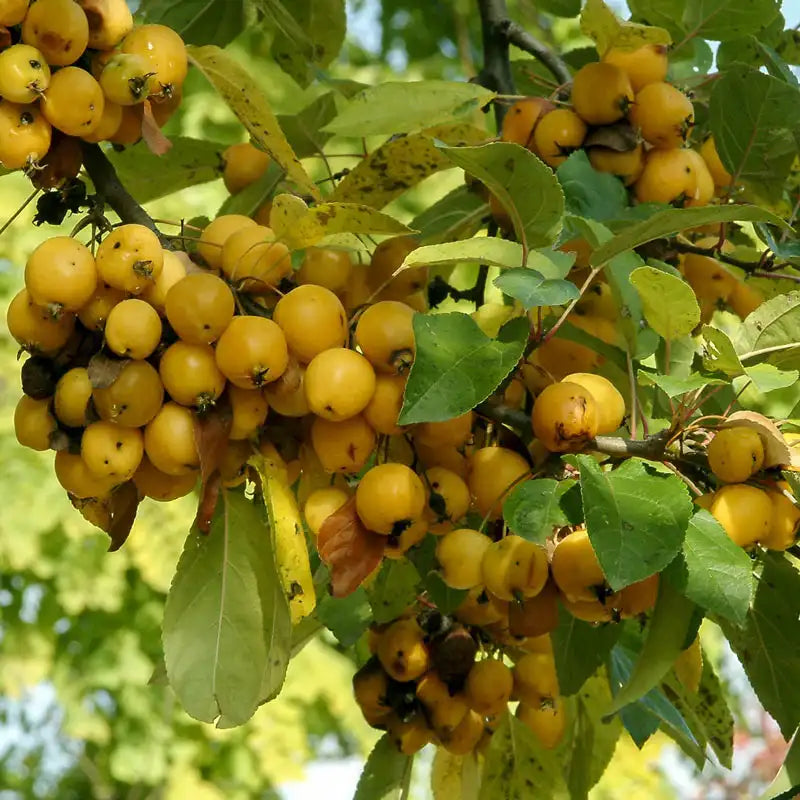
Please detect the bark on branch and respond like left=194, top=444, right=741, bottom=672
left=500, top=20, right=571, bottom=85
left=476, top=0, right=516, bottom=128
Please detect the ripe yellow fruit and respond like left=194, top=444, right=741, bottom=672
left=467, top=446, right=530, bottom=520
left=0, top=0, right=29, bottom=26
left=368, top=236, right=425, bottom=299
left=273, top=285, right=349, bottom=364
left=355, top=300, right=416, bottom=374
left=25, top=236, right=98, bottom=315
left=729, top=281, right=763, bottom=319
left=355, top=462, right=426, bottom=534
left=501, top=96, right=554, bottom=148
left=481, top=535, right=549, bottom=601
left=96, top=224, right=164, bottom=294
left=760, top=490, right=800, bottom=551
left=55, top=451, right=116, bottom=499
left=0, top=100, right=52, bottom=169
left=104, top=298, right=163, bottom=359
left=215, top=315, right=289, bottom=389
left=197, top=215, right=257, bottom=270
left=588, top=144, right=645, bottom=186
left=220, top=224, right=291, bottom=291
left=363, top=374, right=405, bottom=436
left=227, top=385, right=269, bottom=440
left=710, top=484, right=773, bottom=547
left=99, top=52, right=154, bottom=105
left=532, top=381, right=599, bottom=452
left=707, top=427, right=765, bottom=483
left=81, top=420, right=144, bottom=481
left=416, top=672, right=470, bottom=735
left=436, top=528, right=493, bottom=589
left=134, top=456, right=197, bottom=502
left=629, top=82, right=694, bottom=149
left=310, top=414, right=376, bottom=474
left=159, top=341, right=226, bottom=408
left=141, top=250, right=189, bottom=314
left=303, top=487, right=350, bottom=536
left=0, top=45, right=51, bottom=104
left=602, top=44, right=668, bottom=92
left=700, top=136, right=732, bottom=188
left=222, top=142, right=270, bottom=194
left=143, top=401, right=200, bottom=476
left=634, top=148, right=700, bottom=206
left=93, top=360, right=164, bottom=427
left=561, top=372, right=625, bottom=435
left=263, top=364, right=310, bottom=418
left=352, top=659, right=392, bottom=727
left=54, top=367, right=93, bottom=428
left=683, top=149, right=714, bottom=208
left=571, top=62, right=634, bottom=125
left=304, top=348, right=376, bottom=421
left=533, top=108, right=587, bottom=168
left=681, top=252, right=737, bottom=313
left=22, top=0, right=90, bottom=66
left=165, top=272, right=235, bottom=345
left=296, top=247, right=353, bottom=293
left=509, top=579, right=560, bottom=638
left=551, top=528, right=606, bottom=602
left=513, top=651, right=559, bottom=704
left=14, top=395, right=57, bottom=451
left=41, top=67, right=105, bottom=137
left=618, top=573, right=659, bottom=618
left=78, top=0, right=134, bottom=49
left=439, top=709, right=485, bottom=756
left=424, top=466, right=470, bottom=534
left=107, top=103, right=143, bottom=145
left=385, top=714, right=433, bottom=755
left=376, top=618, right=430, bottom=681
left=465, top=658, right=513, bottom=717
left=121, top=24, right=188, bottom=96
left=454, top=586, right=508, bottom=627
left=6, top=288, right=75, bottom=354
left=415, top=412, right=474, bottom=449
left=517, top=695, right=566, bottom=749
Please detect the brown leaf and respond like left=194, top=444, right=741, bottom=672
left=142, top=100, right=173, bottom=156
left=318, top=497, right=385, bottom=597
left=0, top=27, right=11, bottom=50
left=107, top=480, right=141, bottom=551
left=193, top=407, right=232, bottom=533
left=583, top=120, right=639, bottom=152
left=87, top=352, right=129, bottom=389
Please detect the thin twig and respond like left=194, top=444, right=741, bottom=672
left=752, top=270, right=800, bottom=283
left=500, top=20, right=572, bottom=85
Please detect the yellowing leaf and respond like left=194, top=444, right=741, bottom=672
left=274, top=200, right=412, bottom=249
left=629, top=266, right=700, bottom=340
left=250, top=452, right=316, bottom=624
left=331, top=123, right=488, bottom=208
left=580, top=0, right=671, bottom=54
left=187, top=45, right=320, bottom=200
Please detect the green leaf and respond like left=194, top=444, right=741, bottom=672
left=739, top=291, right=800, bottom=358
left=662, top=655, right=735, bottom=769
left=353, top=734, right=411, bottom=800
left=440, top=142, right=565, bottom=251
left=556, top=150, right=628, bottom=222
left=701, top=325, right=745, bottom=377
left=402, top=239, right=528, bottom=271
left=605, top=579, right=696, bottom=717
left=216, top=161, right=283, bottom=217
left=276, top=92, right=340, bottom=159
left=106, top=137, right=224, bottom=203
left=684, top=0, right=781, bottom=48
left=399, top=314, right=529, bottom=425
left=323, top=81, right=494, bottom=137
left=744, top=363, right=800, bottom=394
left=538, top=0, right=580, bottom=16
left=366, top=559, right=421, bottom=624
left=502, top=479, right=568, bottom=545
left=589, top=204, right=789, bottom=266
left=564, top=670, right=623, bottom=799
left=718, top=552, right=800, bottom=738
left=331, top=123, right=487, bottom=209
left=187, top=45, right=319, bottom=200
left=139, top=0, right=245, bottom=46
left=411, top=185, right=489, bottom=245
left=494, top=269, right=580, bottom=309
left=271, top=0, right=346, bottom=87
left=479, top=714, right=567, bottom=800
left=663, top=510, right=753, bottom=625
left=629, top=267, right=700, bottom=340
left=638, top=371, right=726, bottom=399
left=710, top=66, right=800, bottom=197
left=314, top=587, right=371, bottom=646
left=551, top=606, right=621, bottom=695
left=576, top=456, right=692, bottom=591
left=162, top=490, right=292, bottom=726
left=580, top=0, right=671, bottom=54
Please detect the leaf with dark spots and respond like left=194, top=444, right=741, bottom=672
left=318, top=497, right=385, bottom=597
left=87, top=353, right=130, bottom=389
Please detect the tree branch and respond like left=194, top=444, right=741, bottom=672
left=671, top=239, right=796, bottom=275
left=476, top=0, right=516, bottom=129
left=79, top=142, right=162, bottom=237
left=499, top=20, right=572, bottom=86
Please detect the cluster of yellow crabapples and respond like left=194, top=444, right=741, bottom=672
left=498, top=42, right=730, bottom=209
left=0, top=0, right=187, bottom=182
